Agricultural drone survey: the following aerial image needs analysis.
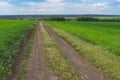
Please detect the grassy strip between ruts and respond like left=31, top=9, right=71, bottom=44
left=46, top=23, right=120, bottom=80
left=41, top=23, right=81, bottom=80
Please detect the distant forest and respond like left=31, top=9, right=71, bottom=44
left=0, top=15, right=120, bottom=22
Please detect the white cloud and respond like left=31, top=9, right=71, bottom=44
left=0, top=1, right=13, bottom=7
left=46, top=0, right=64, bottom=3
left=117, top=0, right=120, bottom=2
left=92, top=2, right=110, bottom=10
left=93, top=3, right=106, bottom=7
left=23, top=1, right=65, bottom=14
left=0, top=1, right=17, bottom=15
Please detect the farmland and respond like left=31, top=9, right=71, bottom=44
left=1, top=18, right=120, bottom=80
left=47, top=21, right=120, bottom=55
left=0, top=19, right=35, bottom=79
left=46, top=21, right=120, bottom=79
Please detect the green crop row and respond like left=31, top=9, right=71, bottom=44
left=0, top=19, right=36, bottom=80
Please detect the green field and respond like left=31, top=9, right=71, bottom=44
left=47, top=21, right=120, bottom=55
left=46, top=21, right=120, bottom=79
left=0, top=19, right=35, bottom=79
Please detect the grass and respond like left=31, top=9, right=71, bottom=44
left=46, top=23, right=120, bottom=80
left=41, top=23, right=81, bottom=80
left=0, top=19, right=35, bottom=80
left=47, top=21, right=120, bottom=55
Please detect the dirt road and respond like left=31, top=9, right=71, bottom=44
left=44, top=23, right=110, bottom=80
left=25, top=22, right=110, bottom=80
left=25, top=23, right=57, bottom=80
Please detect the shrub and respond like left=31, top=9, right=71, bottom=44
left=77, top=17, right=99, bottom=21
left=47, top=17, right=66, bottom=21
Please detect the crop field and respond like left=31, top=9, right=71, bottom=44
left=46, top=21, right=120, bottom=79
left=0, top=19, right=35, bottom=79
left=47, top=21, right=120, bottom=55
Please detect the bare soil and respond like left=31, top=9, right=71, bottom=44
left=44, top=23, right=111, bottom=80
left=25, top=23, right=58, bottom=80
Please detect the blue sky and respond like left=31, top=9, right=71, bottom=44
left=0, top=0, right=120, bottom=15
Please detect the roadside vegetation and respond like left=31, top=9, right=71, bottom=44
left=0, top=19, right=35, bottom=80
left=41, top=23, right=81, bottom=80
left=45, top=22, right=120, bottom=80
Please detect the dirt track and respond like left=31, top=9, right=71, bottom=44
left=25, top=23, right=57, bottom=80
left=25, top=22, right=110, bottom=80
left=44, top=23, right=110, bottom=80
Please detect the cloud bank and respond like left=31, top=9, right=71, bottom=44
left=0, top=0, right=120, bottom=15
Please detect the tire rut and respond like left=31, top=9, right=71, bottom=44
left=25, top=23, right=58, bottom=80
left=43, top=23, right=111, bottom=80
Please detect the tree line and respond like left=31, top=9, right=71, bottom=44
left=45, top=17, right=120, bottom=22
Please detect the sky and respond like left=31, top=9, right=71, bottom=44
left=0, top=0, right=120, bottom=15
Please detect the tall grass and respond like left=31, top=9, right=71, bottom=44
left=0, top=19, right=35, bottom=80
